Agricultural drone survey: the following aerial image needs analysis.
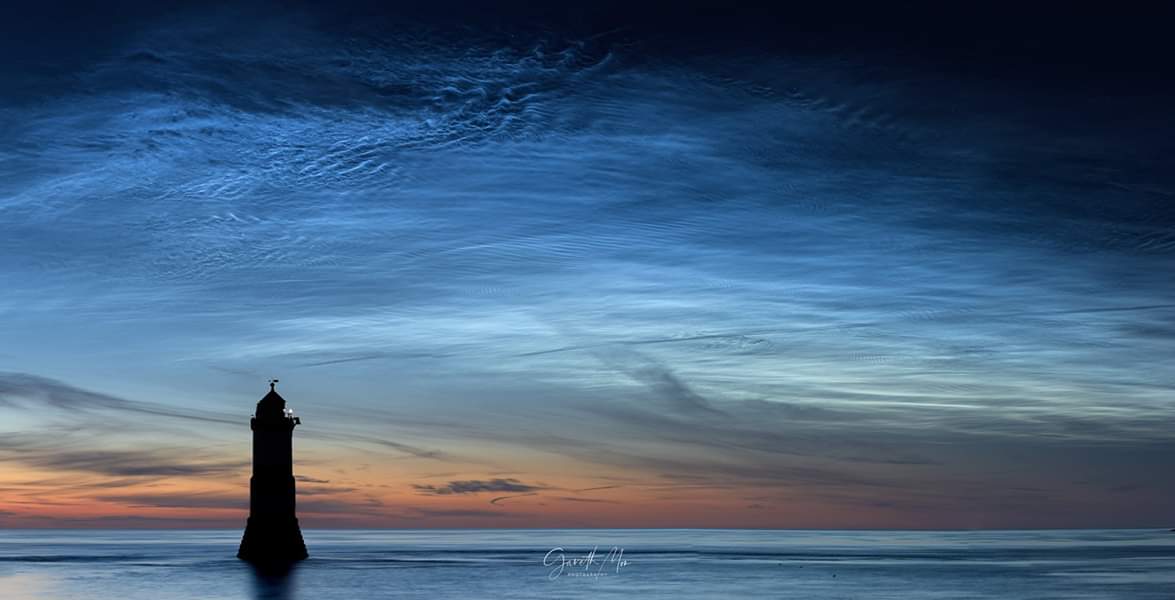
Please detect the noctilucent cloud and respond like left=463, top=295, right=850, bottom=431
left=1, top=3, right=1174, bottom=528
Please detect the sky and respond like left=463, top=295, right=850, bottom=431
left=1, top=2, right=1174, bottom=529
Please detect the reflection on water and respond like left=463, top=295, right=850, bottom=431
left=248, top=562, right=298, bottom=600
left=0, top=572, right=57, bottom=600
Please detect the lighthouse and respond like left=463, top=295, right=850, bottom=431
left=238, top=380, right=308, bottom=562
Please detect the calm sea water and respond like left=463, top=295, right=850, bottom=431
left=0, top=529, right=1173, bottom=599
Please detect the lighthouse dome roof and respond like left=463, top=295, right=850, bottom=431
left=256, top=383, right=286, bottom=419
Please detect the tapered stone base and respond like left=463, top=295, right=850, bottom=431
left=238, top=517, right=308, bottom=563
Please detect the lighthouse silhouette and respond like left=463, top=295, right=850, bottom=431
left=238, top=379, right=308, bottom=562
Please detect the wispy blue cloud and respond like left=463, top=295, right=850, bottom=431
left=1, top=6, right=1173, bottom=526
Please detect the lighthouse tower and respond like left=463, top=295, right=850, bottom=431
left=238, top=380, right=308, bottom=562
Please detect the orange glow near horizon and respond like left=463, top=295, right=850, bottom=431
left=0, top=457, right=857, bottom=529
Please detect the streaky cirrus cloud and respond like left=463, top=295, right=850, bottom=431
left=413, top=478, right=546, bottom=496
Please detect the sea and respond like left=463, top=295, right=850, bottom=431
left=0, top=529, right=1173, bottom=599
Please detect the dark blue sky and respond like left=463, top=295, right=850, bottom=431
left=1, top=2, right=1173, bottom=527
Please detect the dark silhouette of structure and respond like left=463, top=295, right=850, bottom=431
left=238, top=380, right=308, bottom=562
